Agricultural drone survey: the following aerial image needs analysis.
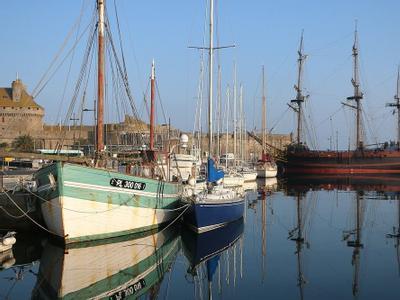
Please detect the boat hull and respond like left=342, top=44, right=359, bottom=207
left=34, top=162, right=183, bottom=244
left=241, top=171, right=257, bottom=182
left=223, top=175, right=245, bottom=187
left=183, top=195, right=245, bottom=233
left=283, top=149, right=400, bottom=175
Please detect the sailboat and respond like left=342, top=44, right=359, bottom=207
left=33, top=0, right=184, bottom=244
left=282, top=27, right=400, bottom=175
left=236, top=83, right=258, bottom=182
left=256, top=66, right=278, bottom=178
left=182, top=0, right=244, bottom=233
left=221, top=83, right=245, bottom=188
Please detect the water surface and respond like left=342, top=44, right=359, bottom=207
left=1, top=177, right=400, bottom=299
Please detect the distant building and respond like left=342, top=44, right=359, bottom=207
left=0, top=77, right=44, bottom=142
left=0, top=77, right=291, bottom=155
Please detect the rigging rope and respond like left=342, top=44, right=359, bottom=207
left=56, top=0, right=88, bottom=125
left=33, top=16, right=95, bottom=99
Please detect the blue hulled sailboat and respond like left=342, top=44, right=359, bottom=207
left=182, top=0, right=244, bottom=233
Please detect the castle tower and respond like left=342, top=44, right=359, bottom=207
left=11, top=76, right=24, bottom=102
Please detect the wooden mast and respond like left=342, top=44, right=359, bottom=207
left=387, top=66, right=400, bottom=146
left=290, top=31, right=307, bottom=145
left=96, top=0, right=105, bottom=154
left=150, top=60, right=156, bottom=151
left=346, top=23, right=364, bottom=149
left=262, top=66, right=266, bottom=157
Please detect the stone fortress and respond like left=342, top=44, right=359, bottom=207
left=0, top=76, right=292, bottom=158
left=0, top=77, right=44, bottom=139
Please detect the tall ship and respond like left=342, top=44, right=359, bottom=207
left=282, top=28, right=400, bottom=175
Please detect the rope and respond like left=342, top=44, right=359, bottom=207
left=159, top=204, right=190, bottom=233
left=33, top=18, right=95, bottom=99
left=32, top=5, right=89, bottom=97
left=155, top=81, right=168, bottom=126
left=55, top=0, right=87, bottom=125
left=0, top=205, right=33, bottom=219
left=2, top=188, right=64, bottom=237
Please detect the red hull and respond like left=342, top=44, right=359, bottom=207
left=282, top=149, right=400, bottom=175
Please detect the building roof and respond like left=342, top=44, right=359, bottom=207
left=0, top=87, right=43, bottom=110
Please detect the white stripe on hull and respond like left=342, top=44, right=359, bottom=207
left=64, top=180, right=179, bottom=198
left=41, top=196, right=179, bottom=242
left=188, top=221, right=229, bottom=233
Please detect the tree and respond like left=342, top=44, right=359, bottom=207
left=12, top=135, right=34, bottom=152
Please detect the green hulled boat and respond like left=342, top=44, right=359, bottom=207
left=35, top=162, right=182, bottom=243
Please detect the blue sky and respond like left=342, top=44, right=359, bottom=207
left=1, top=0, right=400, bottom=149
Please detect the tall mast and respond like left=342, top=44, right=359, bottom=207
left=290, top=31, right=307, bottom=145
left=96, top=0, right=105, bottom=153
left=262, top=66, right=266, bottom=156
left=150, top=60, right=156, bottom=150
left=217, top=65, right=222, bottom=157
left=346, top=23, right=364, bottom=149
left=387, top=66, right=400, bottom=145
left=226, top=86, right=230, bottom=169
left=233, top=62, right=237, bottom=164
left=208, top=0, right=214, bottom=157
left=239, top=84, right=244, bottom=162
left=396, top=67, right=400, bottom=144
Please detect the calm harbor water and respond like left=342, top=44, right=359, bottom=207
left=1, top=177, right=400, bottom=300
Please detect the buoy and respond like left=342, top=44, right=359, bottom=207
left=2, top=236, right=16, bottom=246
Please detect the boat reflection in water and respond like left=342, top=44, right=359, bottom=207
left=243, top=180, right=257, bottom=192
left=0, top=232, right=45, bottom=299
left=32, top=226, right=180, bottom=299
left=283, top=174, right=400, bottom=194
left=283, top=175, right=396, bottom=298
left=257, top=177, right=278, bottom=194
left=182, top=218, right=244, bottom=299
left=287, top=191, right=315, bottom=300
left=342, top=191, right=365, bottom=297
